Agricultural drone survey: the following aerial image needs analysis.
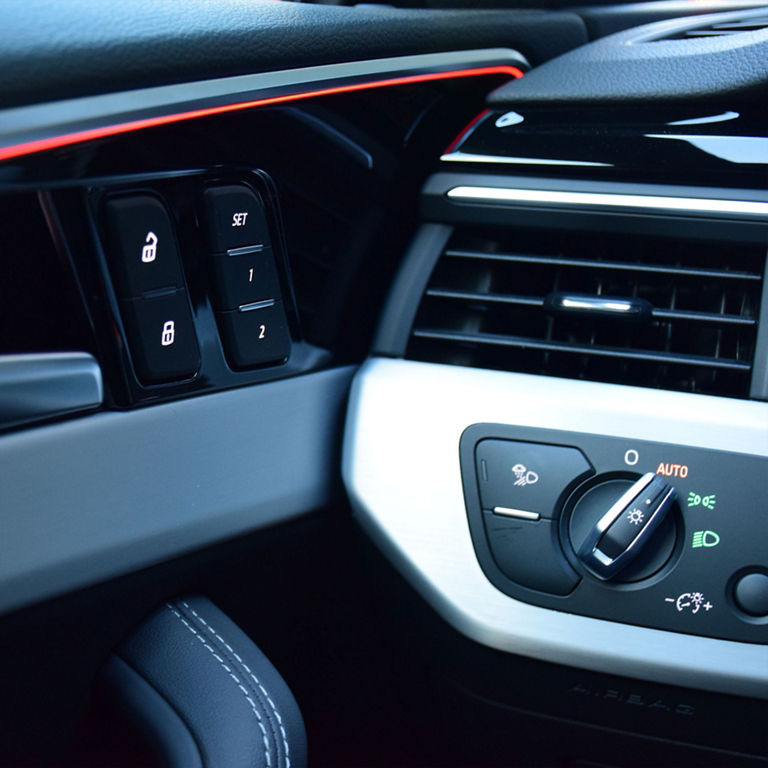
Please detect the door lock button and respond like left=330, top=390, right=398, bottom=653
left=121, top=290, right=200, bottom=383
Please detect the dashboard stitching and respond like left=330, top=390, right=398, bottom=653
left=165, top=603, right=273, bottom=767
left=182, top=601, right=291, bottom=768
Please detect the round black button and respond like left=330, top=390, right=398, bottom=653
left=733, top=572, right=768, bottom=617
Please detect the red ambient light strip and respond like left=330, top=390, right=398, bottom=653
left=444, top=108, right=492, bottom=154
left=0, top=65, right=523, bottom=163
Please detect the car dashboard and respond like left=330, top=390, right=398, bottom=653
left=0, top=1, right=766, bottom=766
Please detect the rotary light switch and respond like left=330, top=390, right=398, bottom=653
left=576, top=473, right=677, bottom=580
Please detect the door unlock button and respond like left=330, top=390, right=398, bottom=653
left=105, top=195, right=186, bottom=298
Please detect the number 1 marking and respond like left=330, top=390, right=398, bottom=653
left=248, top=268, right=254, bottom=283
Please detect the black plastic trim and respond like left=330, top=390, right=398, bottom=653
left=372, top=223, right=452, bottom=357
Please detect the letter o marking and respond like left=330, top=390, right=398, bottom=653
left=624, top=449, right=639, bottom=466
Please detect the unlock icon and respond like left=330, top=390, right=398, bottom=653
left=141, top=231, right=158, bottom=263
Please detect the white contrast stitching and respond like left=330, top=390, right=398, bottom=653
left=182, top=601, right=291, bottom=768
left=166, top=604, right=272, bottom=767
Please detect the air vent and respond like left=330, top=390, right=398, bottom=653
left=406, top=228, right=765, bottom=398
left=655, top=14, right=768, bottom=40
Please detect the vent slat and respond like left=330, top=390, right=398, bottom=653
left=426, top=288, right=757, bottom=327
left=445, top=249, right=762, bottom=281
left=651, top=307, right=755, bottom=327
left=407, top=228, right=763, bottom=398
left=426, top=288, right=543, bottom=308
left=412, top=329, right=752, bottom=371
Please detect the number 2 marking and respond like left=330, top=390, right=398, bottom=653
left=259, top=324, right=266, bottom=339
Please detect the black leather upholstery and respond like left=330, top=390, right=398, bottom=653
left=1, top=0, right=587, bottom=108
left=489, top=7, right=768, bottom=106
left=105, top=596, right=307, bottom=768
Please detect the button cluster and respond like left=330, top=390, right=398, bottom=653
left=104, top=195, right=200, bottom=384
left=102, top=183, right=292, bottom=385
left=463, top=425, right=767, bottom=642
left=203, top=186, right=291, bottom=369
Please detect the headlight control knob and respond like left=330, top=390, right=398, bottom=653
left=574, top=473, right=677, bottom=581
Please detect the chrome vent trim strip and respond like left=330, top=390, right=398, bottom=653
left=440, top=151, right=611, bottom=168
left=446, top=185, right=768, bottom=219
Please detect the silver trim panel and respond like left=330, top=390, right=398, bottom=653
left=0, top=366, right=354, bottom=615
left=342, top=358, right=768, bottom=698
left=446, top=184, right=768, bottom=219
left=0, top=352, right=102, bottom=429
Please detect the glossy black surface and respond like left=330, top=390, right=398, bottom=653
left=445, top=105, right=768, bottom=188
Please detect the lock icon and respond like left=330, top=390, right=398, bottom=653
left=161, top=320, right=175, bottom=347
